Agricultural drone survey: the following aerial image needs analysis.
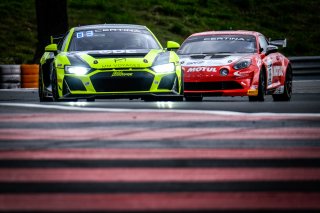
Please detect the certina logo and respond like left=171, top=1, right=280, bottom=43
left=187, top=67, right=216, bottom=72
left=111, top=71, right=133, bottom=77
left=204, top=37, right=245, bottom=41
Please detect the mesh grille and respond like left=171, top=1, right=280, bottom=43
left=90, top=71, right=154, bottom=92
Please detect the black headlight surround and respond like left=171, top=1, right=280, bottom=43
left=233, top=59, right=252, bottom=70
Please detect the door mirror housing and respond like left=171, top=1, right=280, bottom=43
left=266, top=45, right=278, bottom=55
left=45, top=44, right=58, bottom=53
left=166, top=41, right=180, bottom=50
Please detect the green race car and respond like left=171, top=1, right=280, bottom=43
left=39, top=24, right=183, bottom=101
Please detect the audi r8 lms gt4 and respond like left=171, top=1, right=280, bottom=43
left=177, top=30, right=292, bottom=102
left=39, top=24, right=183, bottom=102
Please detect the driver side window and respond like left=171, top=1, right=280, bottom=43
left=59, top=31, right=70, bottom=52
left=258, top=36, right=268, bottom=53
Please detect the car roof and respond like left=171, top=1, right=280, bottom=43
left=74, top=24, right=148, bottom=31
left=189, top=30, right=262, bottom=37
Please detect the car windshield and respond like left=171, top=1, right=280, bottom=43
left=178, top=35, right=257, bottom=55
left=68, top=28, right=161, bottom=51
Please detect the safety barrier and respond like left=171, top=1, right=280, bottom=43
left=289, top=56, right=320, bottom=75
left=0, top=64, right=38, bottom=89
left=20, top=64, right=39, bottom=88
left=0, top=57, right=319, bottom=89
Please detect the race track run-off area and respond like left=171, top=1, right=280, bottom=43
left=0, top=108, right=320, bottom=212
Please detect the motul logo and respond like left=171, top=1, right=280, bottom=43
left=187, top=67, right=216, bottom=72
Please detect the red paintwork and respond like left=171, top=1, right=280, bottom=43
left=181, top=30, right=290, bottom=97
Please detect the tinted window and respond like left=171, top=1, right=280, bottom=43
left=68, top=28, right=161, bottom=51
left=57, top=32, right=68, bottom=52
left=258, top=35, right=269, bottom=53
left=178, top=35, right=257, bottom=55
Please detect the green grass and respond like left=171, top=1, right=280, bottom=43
left=0, top=0, right=319, bottom=64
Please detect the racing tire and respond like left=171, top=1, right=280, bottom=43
left=0, top=65, right=21, bottom=89
left=38, top=72, right=52, bottom=102
left=21, top=83, right=38, bottom=88
left=272, top=67, right=292, bottom=102
left=0, top=83, right=20, bottom=89
left=249, top=70, right=265, bottom=102
left=51, top=70, right=61, bottom=102
left=21, top=64, right=39, bottom=75
left=0, top=65, right=21, bottom=75
left=0, top=74, right=21, bottom=83
left=21, top=64, right=39, bottom=88
left=185, top=96, right=203, bottom=102
left=87, top=98, right=95, bottom=102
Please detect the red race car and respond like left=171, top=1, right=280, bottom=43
left=178, top=30, right=292, bottom=102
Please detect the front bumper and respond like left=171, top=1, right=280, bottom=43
left=58, top=69, right=181, bottom=99
left=183, top=79, right=257, bottom=97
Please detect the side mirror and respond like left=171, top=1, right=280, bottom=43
left=266, top=45, right=278, bottom=55
left=166, top=41, right=180, bottom=50
left=45, top=44, right=58, bottom=53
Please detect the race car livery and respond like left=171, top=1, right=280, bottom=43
left=178, top=30, right=292, bottom=101
left=39, top=24, right=182, bottom=101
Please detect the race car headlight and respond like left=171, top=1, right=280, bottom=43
left=151, top=63, right=175, bottom=73
left=233, top=59, right=252, bottom=70
left=65, top=66, right=91, bottom=75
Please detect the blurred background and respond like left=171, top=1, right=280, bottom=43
left=0, top=0, right=319, bottom=64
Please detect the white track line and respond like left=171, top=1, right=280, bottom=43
left=1, top=102, right=320, bottom=117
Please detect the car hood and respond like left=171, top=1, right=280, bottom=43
left=179, top=53, right=252, bottom=67
left=63, top=49, right=163, bottom=69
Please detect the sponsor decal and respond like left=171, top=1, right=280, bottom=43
left=204, top=37, right=245, bottom=41
left=267, top=58, right=273, bottom=86
left=114, top=58, right=126, bottom=63
left=186, top=61, right=205, bottom=65
left=76, top=31, right=93, bottom=38
left=181, top=56, right=242, bottom=67
left=97, top=50, right=137, bottom=54
left=101, top=28, right=141, bottom=33
left=111, top=71, right=133, bottom=77
left=76, top=29, right=142, bottom=39
left=187, top=67, right=217, bottom=72
left=102, top=64, right=140, bottom=68
left=272, top=66, right=284, bottom=76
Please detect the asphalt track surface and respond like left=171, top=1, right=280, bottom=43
left=0, top=77, right=320, bottom=212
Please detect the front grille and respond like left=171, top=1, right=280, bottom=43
left=185, top=81, right=243, bottom=91
left=90, top=71, right=154, bottom=92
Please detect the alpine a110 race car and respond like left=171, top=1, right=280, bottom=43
left=177, top=30, right=292, bottom=102
left=39, top=24, right=183, bottom=101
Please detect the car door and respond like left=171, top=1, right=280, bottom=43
left=259, top=35, right=280, bottom=90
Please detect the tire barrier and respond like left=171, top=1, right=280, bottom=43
left=0, top=65, right=21, bottom=89
left=20, top=64, right=39, bottom=88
